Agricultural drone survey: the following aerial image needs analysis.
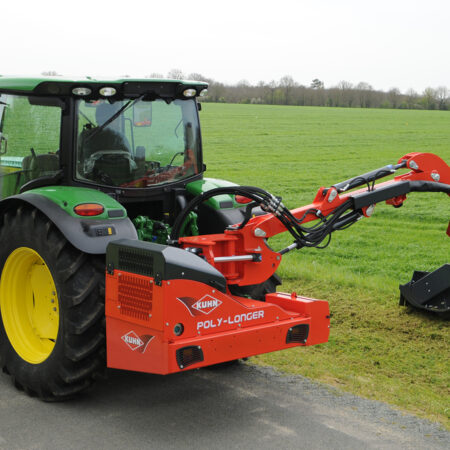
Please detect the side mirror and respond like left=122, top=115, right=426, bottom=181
left=0, top=133, right=7, bottom=155
left=133, top=101, right=152, bottom=127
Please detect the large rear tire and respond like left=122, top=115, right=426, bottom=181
left=0, top=205, right=105, bottom=400
left=228, top=274, right=281, bottom=300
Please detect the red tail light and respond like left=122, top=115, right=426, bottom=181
left=235, top=195, right=252, bottom=204
left=73, top=203, right=105, bottom=217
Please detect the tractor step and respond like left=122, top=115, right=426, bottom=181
left=399, top=264, right=450, bottom=314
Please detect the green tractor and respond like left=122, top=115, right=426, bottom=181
left=0, top=77, right=279, bottom=399
left=1, top=77, right=448, bottom=401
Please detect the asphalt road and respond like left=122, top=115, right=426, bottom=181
left=0, top=363, right=448, bottom=450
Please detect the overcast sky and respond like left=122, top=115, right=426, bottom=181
left=1, top=0, right=449, bottom=93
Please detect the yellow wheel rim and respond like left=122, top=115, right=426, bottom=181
left=0, top=247, right=59, bottom=364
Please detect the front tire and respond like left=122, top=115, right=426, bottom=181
left=0, top=205, right=105, bottom=400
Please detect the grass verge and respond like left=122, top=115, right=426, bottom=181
left=201, top=103, right=450, bottom=428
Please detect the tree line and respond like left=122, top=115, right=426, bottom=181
left=155, top=70, right=449, bottom=111
left=41, top=70, right=449, bottom=111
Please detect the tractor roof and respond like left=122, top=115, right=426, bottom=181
left=0, top=76, right=208, bottom=98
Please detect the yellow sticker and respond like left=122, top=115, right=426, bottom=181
left=108, top=227, right=112, bottom=235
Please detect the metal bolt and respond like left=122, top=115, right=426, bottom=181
left=51, top=299, right=55, bottom=303
left=289, top=328, right=292, bottom=331
left=167, top=281, right=170, bottom=286
left=254, top=228, right=267, bottom=238
left=197, top=346, right=201, bottom=350
left=212, top=289, right=215, bottom=293
left=328, top=189, right=337, bottom=203
left=365, top=204, right=375, bottom=217
left=52, top=291, right=56, bottom=296
left=238, top=324, right=241, bottom=327
left=149, top=280, right=153, bottom=284
left=118, top=272, right=122, bottom=277
left=276, top=316, right=279, bottom=320
left=409, top=160, right=419, bottom=170
left=117, top=305, right=121, bottom=309
left=181, top=272, right=185, bottom=276
left=431, top=172, right=440, bottom=182
left=148, top=314, right=152, bottom=318
left=53, top=307, right=57, bottom=311
left=276, top=256, right=280, bottom=261
left=180, top=365, right=184, bottom=369
left=165, top=322, right=169, bottom=326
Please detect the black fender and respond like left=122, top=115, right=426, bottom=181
left=0, top=194, right=138, bottom=255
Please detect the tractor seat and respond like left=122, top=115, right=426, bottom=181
left=22, top=153, right=59, bottom=183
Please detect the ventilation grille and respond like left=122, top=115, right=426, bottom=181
left=286, top=324, right=309, bottom=344
left=176, top=346, right=204, bottom=369
left=118, top=248, right=154, bottom=277
left=118, top=274, right=153, bottom=321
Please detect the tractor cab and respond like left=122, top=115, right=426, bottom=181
left=0, top=77, right=207, bottom=200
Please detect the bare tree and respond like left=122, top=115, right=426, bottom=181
left=337, top=81, right=355, bottom=107
left=187, top=73, right=209, bottom=82
left=279, top=75, right=296, bottom=105
left=435, top=86, right=449, bottom=110
left=356, top=82, right=374, bottom=108
left=167, top=69, right=185, bottom=80
left=266, top=80, right=277, bottom=104
left=387, top=88, right=401, bottom=108
left=146, top=72, right=163, bottom=78
left=208, top=82, right=226, bottom=102
left=405, top=89, right=418, bottom=109
left=421, top=87, right=437, bottom=109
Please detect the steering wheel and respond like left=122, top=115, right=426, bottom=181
left=83, top=150, right=137, bottom=185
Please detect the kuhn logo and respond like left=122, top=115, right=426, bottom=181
left=192, top=295, right=222, bottom=315
left=121, top=331, right=154, bottom=353
left=177, top=295, right=222, bottom=316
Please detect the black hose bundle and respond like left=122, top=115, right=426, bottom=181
left=170, top=186, right=361, bottom=251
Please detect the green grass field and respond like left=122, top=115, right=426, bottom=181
left=200, top=103, right=450, bottom=428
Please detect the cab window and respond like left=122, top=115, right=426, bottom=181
left=75, top=98, right=201, bottom=188
left=0, top=94, right=62, bottom=198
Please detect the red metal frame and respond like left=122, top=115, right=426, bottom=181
left=106, top=273, right=329, bottom=374
left=105, top=152, right=449, bottom=375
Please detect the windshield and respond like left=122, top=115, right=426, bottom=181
left=75, top=98, right=201, bottom=188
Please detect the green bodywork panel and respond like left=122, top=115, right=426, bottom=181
left=22, top=186, right=127, bottom=220
left=133, top=212, right=198, bottom=244
left=186, top=178, right=240, bottom=210
left=0, top=77, right=207, bottom=93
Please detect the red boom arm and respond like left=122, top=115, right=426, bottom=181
left=179, top=152, right=450, bottom=287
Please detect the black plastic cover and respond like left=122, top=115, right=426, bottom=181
left=351, top=182, right=411, bottom=209
left=351, top=181, right=450, bottom=210
left=106, top=239, right=227, bottom=293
